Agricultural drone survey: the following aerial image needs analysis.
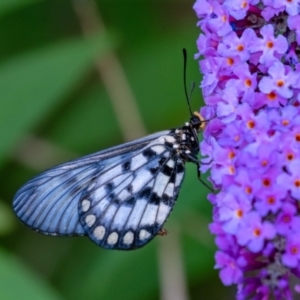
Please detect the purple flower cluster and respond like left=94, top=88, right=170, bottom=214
left=194, top=1, right=300, bottom=299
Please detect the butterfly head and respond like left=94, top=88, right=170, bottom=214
left=189, top=111, right=206, bottom=132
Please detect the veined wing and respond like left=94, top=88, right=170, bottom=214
left=13, top=130, right=170, bottom=237
left=13, top=106, right=206, bottom=250
left=79, top=136, right=185, bottom=249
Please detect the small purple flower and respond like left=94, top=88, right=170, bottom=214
left=272, top=0, right=300, bottom=16
left=262, top=1, right=285, bottom=20
left=277, top=159, right=300, bottom=199
left=269, top=105, right=300, bottom=132
left=217, top=120, right=245, bottom=147
left=282, top=235, right=300, bottom=268
left=254, top=186, right=286, bottom=216
left=215, top=251, right=245, bottom=285
left=218, top=188, right=252, bottom=234
left=226, top=62, right=257, bottom=101
left=259, top=61, right=298, bottom=99
left=234, top=167, right=259, bottom=196
left=236, top=212, right=275, bottom=253
left=217, top=29, right=255, bottom=62
left=223, top=0, right=259, bottom=20
left=253, top=90, right=287, bottom=108
left=250, top=24, right=288, bottom=67
left=275, top=202, right=300, bottom=236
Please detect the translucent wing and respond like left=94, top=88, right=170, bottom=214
left=13, top=130, right=186, bottom=249
left=79, top=140, right=185, bottom=249
left=13, top=131, right=168, bottom=236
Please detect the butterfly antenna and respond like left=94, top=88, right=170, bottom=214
left=183, top=48, right=193, bottom=117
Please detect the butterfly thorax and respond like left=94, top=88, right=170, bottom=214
left=169, top=113, right=203, bottom=164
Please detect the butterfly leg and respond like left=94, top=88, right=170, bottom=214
left=183, top=153, right=214, bottom=192
left=196, top=164, right=214, bottom=192
left=158, top=228, right=168, bottom=236
left=200, top=158, right=213, bottom=165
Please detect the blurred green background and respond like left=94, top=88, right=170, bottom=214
left=0, top=1, right=233, bottom=299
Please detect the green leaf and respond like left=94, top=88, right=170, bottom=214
left=0, top=248, right=63, bottom=300
left=0, top=0, right=42, bottom=17
left=0, top=200, right=15, bottom=235
left=0, top=33, right=113, bottom=165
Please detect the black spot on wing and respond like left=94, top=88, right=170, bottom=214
left=150, top=156, right=170, bottom=175
left=112, top=196, right=120, bottom=205
left=149, top=166, right=159, bottom=175
left=161, top=164, right=172, bottom=176
left=105, top=182, right=114, bottom=192
left=149, top=193, right=160, bottom=205
left=170, top=171, right=176, bottom=183
left=64, top=176, right=78, bottom=188
left=69, top=185, right=82, bottom=197
left=139, top=187, right=151, bottom=199
left=177, top=163, right=184, bottom=173
left=164, top=141, right=174, bottom=148
left=125, top=196, right=136, bottom=206
left=127, top=185, right=132, bottom=193
left=162, top=193, right=171, bottom=204
left=159, top=156, right=167, bottom=165
left=122, top=161, right=131, bottom=172
left=142, top=148, right=156, bottom=159
left=168, top=158, right=184, bottom=183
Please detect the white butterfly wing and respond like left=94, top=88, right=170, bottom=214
left=13, top=131, right=186, bottom=249
left=79, top=138, right=185, bottom=249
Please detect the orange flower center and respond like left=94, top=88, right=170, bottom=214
left=247, top=120, right=255, bottom=129
left=266, top=41, right=274, bottom=49
left=228, top=151, right=235, bottom=159
left=237, top=44, right=244, bottom=51
left=245, top=186, right=252, bottom=194
left=227, top=57, right=234, bottom=66
left=294, top=179, right=300, bottom=187
left=291, top=246, right=299, bottom=255
left=267, top=91, right=277, bottom=101
left=253, top=228, right=261, bottom=237
left=241, top=1, right=247, bottom=8
left=276, top=80, right=284, bottom=87
left=263, top=178, right=271, bottom=187
left=236, top=209, right=243, bottom=218
left=245, top=79, right=252, bottom=87
left=282, top=120, right=289, bottom=126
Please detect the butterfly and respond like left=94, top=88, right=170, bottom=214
left=13, top=111, right=207, bottom=250
left=13, top=50, right=210, bottom=250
